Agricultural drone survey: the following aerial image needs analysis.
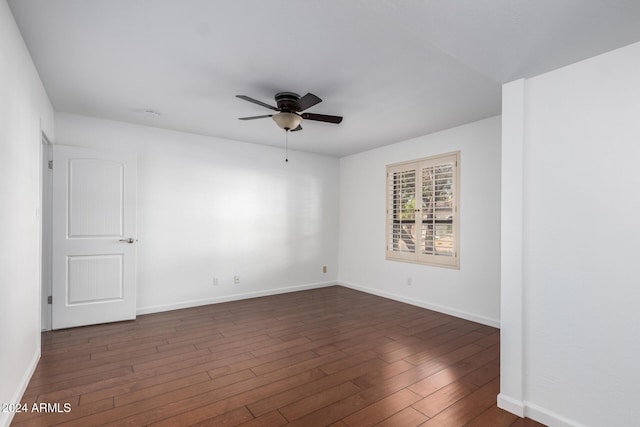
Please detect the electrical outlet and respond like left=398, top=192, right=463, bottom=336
left=407, top=277, right=412, bottom=286
left=212, top=277, right=218, bottom=286
left=234, top=275, right=240, bottom=284
left=322, top=265, right=327, bottom=274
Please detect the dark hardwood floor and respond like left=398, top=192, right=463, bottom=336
left=12, top=286, right=544, bottom=426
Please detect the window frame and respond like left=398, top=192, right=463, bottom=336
left=385, top=151, right=460, bottom=269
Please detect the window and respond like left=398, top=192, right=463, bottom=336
left=386, top=152, right=459, bottom=268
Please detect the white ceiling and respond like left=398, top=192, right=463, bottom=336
left=9, top=0, right=640, bottom=157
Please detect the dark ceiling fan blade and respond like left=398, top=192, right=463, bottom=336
left=238, top=115, right=273, bottom=120
left=301, top=113, right=343, bottom=124
left=290, top=124, right=303, bottom=132
left=236, top=95, right=278, bottom=111
left=296, top=93, right=322, bottom=111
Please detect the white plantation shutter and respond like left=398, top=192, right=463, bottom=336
left=386, top=165, right=418, bottom=261
left=386, top=152, right=459, bottom=268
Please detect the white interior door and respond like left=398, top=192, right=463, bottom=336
left=52, top=145, right=137, bottom=329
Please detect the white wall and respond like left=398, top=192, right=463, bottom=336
left=338, top=116, right=502, bottom=326
left=500, top=41, right=640, bottom=426
left=498, top=79, right=526, bottom=416
left=54, top=114, right=339, bottom=313
left=0, top=1, right=54, bottom=426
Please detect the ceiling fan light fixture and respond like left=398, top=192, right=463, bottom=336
left=272, top=112, right=302, bottom=130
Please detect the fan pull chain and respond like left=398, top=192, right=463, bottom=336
left=285, top=130, right=289, bottom=163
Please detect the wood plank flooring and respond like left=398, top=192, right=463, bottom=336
left=12, top=286, right=545, bottom=426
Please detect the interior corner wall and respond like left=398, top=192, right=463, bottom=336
left=0, top=2, right=55, bottom=426
left=338, top=116, right=502, bottom=327
left=497, top=79, right=526, bottom=417
left=54, top=113, right=340, bottom=313
left=500, top=41, right=640, bottom=427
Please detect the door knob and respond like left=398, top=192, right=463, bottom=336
left=119, top=238, right=136, bottom=244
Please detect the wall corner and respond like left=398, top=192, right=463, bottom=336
left=499, top=78, right=526, bottom=414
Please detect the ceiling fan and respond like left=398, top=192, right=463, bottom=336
left=236, top=92, right=343, bottom=132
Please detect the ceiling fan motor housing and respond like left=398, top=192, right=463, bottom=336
left=275, top=92, right=301, bottom=112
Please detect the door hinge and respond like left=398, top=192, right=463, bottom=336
left=48, top=160, right=53, bottom=169
left=47, top=295, right=52, bottom=304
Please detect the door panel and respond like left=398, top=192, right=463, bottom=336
left=68, top=158, right=124, bottom=237
left=52, top=145, right=137, bottom=329
left=67, top=254, right=123, bottom=303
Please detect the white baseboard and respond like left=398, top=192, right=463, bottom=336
left=338, top=280, right=500, bottom=328
left=1, top=348, right=40, bottom=427
left=524, top=401, right=587, bottom=427
left=497, top=393, right=525, bottom=417
left=497, top=393, right=588, bottom=427
left=136, top=281, right=337, bottom=315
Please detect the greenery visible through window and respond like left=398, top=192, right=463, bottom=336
left=386, top=152, right=459, bottom=268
